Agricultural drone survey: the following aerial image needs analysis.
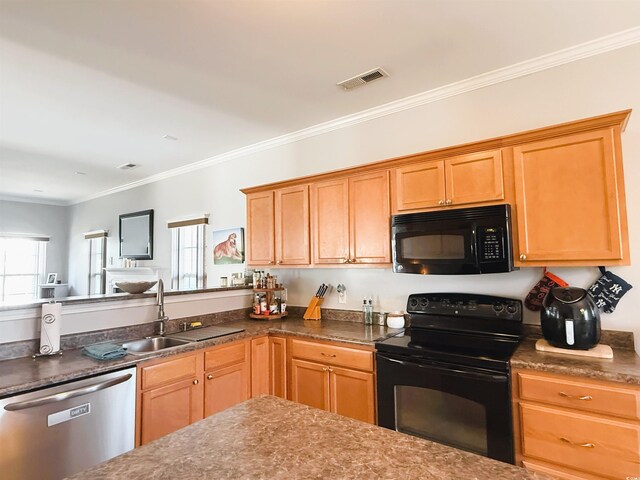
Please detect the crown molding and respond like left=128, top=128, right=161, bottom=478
left=0, top=193, right=69, bottom=207
left=70, top=26, right=640, bottom=205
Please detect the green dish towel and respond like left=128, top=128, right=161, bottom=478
left=82, top=343, right=127, bottom=360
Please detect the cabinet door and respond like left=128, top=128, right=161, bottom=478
left=329, top=367, right=375, bottom=424
left=140, top=377, right=203, bottom=445
left=444, top=150, right=504, bottom=206
left=246, top=191, right=275, bottom=266
left=269, top=336, right=287, bottom=398
left=392, top=160, right=445, bottom=212
left=513, top=129, right=625, bottom=263
left=311, top=178, right=350, bottom=264
left=349, top=171, right=391, bottom=264
left=251, top=336, right=270, bottom=397
left=275, top=185, right=310, bottom=265
left=204, top=362, right=250, bottom=417
left=290, top=358, right=330, bottom=412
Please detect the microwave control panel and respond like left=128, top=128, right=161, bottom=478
left=478, top=227, right=505, bottom=262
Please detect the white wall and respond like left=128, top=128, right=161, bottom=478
left=60, top=43, right=640, bottom=352
left=0, top=199, right=69, bottom=282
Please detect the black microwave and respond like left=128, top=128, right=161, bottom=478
left=391, top=204, right=515, bottom=275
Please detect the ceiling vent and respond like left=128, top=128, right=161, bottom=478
left=337, top=67, right=389, bottom=91
left=117, top=163, right=138, bottom=170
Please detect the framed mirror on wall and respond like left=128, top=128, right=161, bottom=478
left=119, top=209, right=154, bottom=260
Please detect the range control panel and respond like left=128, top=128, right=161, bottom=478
left=406, top=293, right=522, bottom=321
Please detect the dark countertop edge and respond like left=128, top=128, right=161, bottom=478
left=0, top=285, right=252, bottom=311
left=0, top=321, right=395, bottom=399
left=510, top=338, right=640, bottom=386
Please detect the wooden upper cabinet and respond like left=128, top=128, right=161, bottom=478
left=512, top=128, right=628, bottom=265
left=445, top=150, right=504, bottom=206
left=246, top=191, right=275, bottom=266
left=393, top=159, right=445, bottom=212
left=275, top=185, right=310, bottom=265
left=392, top=150, right=504, bottom=213
left=349, top=171, right=391, bottom=264
left=311, top=178, right=350, bottom=264
left=311, top=171, right=390, bottom=265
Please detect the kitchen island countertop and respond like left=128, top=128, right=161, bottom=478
left=66, top=395, right=549, bottom=480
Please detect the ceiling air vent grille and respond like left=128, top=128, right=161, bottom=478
left=337, top=67, right=389, bottom=91
left=117, top=163, right=138, bottom=170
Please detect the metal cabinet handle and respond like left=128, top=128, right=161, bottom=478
left=276, top=260, right=281, bottom=265
left=350, top=258, right=357, bottom=263
left=207, top=374, right=213, bottom=380
left=343, top=258, right=350, bottom=264
left=445, top=199, right=452, bottom=205
left=559, top=392, right=592, bottom=401
left=193, top=379, right=199, bottom=385
left=267, top=260, right=274, bottom=264
left=4, top=373, right=132, bottom=411
left=438, top=200, right=445, bottom=206
left=320, top=353, right=337, bottom=358
left=322, top=367, right=328, bottom=372
left=328, top=368, right=333, bottom=373
left=519, top=254, right=527, bottom=261
left=560, top=437, right=595, bottom=448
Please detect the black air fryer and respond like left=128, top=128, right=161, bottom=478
left=540, top=287, right=601, bottom=350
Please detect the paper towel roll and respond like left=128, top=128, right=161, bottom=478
left=40, top=302, right=62, bottom=354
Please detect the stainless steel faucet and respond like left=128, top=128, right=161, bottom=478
left=156, top=279, right=169, bottom=336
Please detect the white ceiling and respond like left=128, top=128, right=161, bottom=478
left=1, top=0, right=639, bottom=205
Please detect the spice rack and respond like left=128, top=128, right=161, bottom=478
left=249, top=287, right=288, bottom=320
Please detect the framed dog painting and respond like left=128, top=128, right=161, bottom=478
left=212, top=228, right=245, bottom=265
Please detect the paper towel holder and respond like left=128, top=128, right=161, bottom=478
left=32, top=300, right=64, bottom=359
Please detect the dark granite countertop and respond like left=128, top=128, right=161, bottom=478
left=66, top=395, right=548, bottom=480
left=0, top=318, right=401, bottom=398
left=511, top=337, right=640, bottom=386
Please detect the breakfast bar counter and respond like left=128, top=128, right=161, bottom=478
left=66, top=395, right=548, bottom=480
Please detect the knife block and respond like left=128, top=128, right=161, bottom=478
left=303, top=296, right=324, bottom=321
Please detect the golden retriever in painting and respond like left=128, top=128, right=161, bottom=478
left=214, top=232, right=243, bottom=262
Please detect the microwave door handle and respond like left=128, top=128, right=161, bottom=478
left=3, top=373, right=133, bottom=411
left=383, top=356, right=506, bottom=383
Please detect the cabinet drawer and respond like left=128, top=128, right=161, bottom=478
left=518, top=371, right=640, bottom=420
left=205, top=340, right=248, bottom=371
left=141, top=353, right=200, bottom=390
left=521, top=403, right=640, bottom=479
left=290, top=339, right=373, bottom=371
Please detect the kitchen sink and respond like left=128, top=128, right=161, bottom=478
left=122, top=336, right=192, bottom=355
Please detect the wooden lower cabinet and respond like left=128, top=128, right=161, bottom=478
left=137, top=351, right=204, bottom=446
left=137, top=340, right=250, bottom=445
left=513, top=369, right=640, bottom=479
left=288, top=338, right=375, bottom=424
left=329, top=366, right=375, bottom=424
left=251, top=336, right=270, bottom=397
left=203, top=340, right=250, bottom=417
left=269, top=336, right=287, bottom=398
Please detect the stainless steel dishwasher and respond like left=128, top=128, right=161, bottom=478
left=0, top=367, right=136, bottom=480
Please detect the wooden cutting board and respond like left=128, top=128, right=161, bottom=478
left=535, top=338, right=613, bottom=359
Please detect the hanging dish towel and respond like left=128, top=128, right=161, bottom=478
left=588, top=266, right=633, bottom=313
left=82, top=343, right=127, bottom=360
left=525, top=268, right=568, bottom=311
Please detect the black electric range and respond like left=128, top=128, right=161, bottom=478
left=376, top=293, right=523, bottom=464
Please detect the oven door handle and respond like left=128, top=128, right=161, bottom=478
left=381, top=355, right=507, bottom=383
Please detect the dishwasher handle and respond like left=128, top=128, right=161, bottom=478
left=4, top=373, right=133, bottom=411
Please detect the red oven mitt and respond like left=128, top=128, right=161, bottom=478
left=525, top=268, right=568, bottom=311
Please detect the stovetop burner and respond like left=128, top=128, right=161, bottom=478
left=375, top=293, right=524, bottom=372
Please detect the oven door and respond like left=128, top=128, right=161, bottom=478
left=376, top=351, right=514, bottom=464
left=392, top=223, right=478, bottom=274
